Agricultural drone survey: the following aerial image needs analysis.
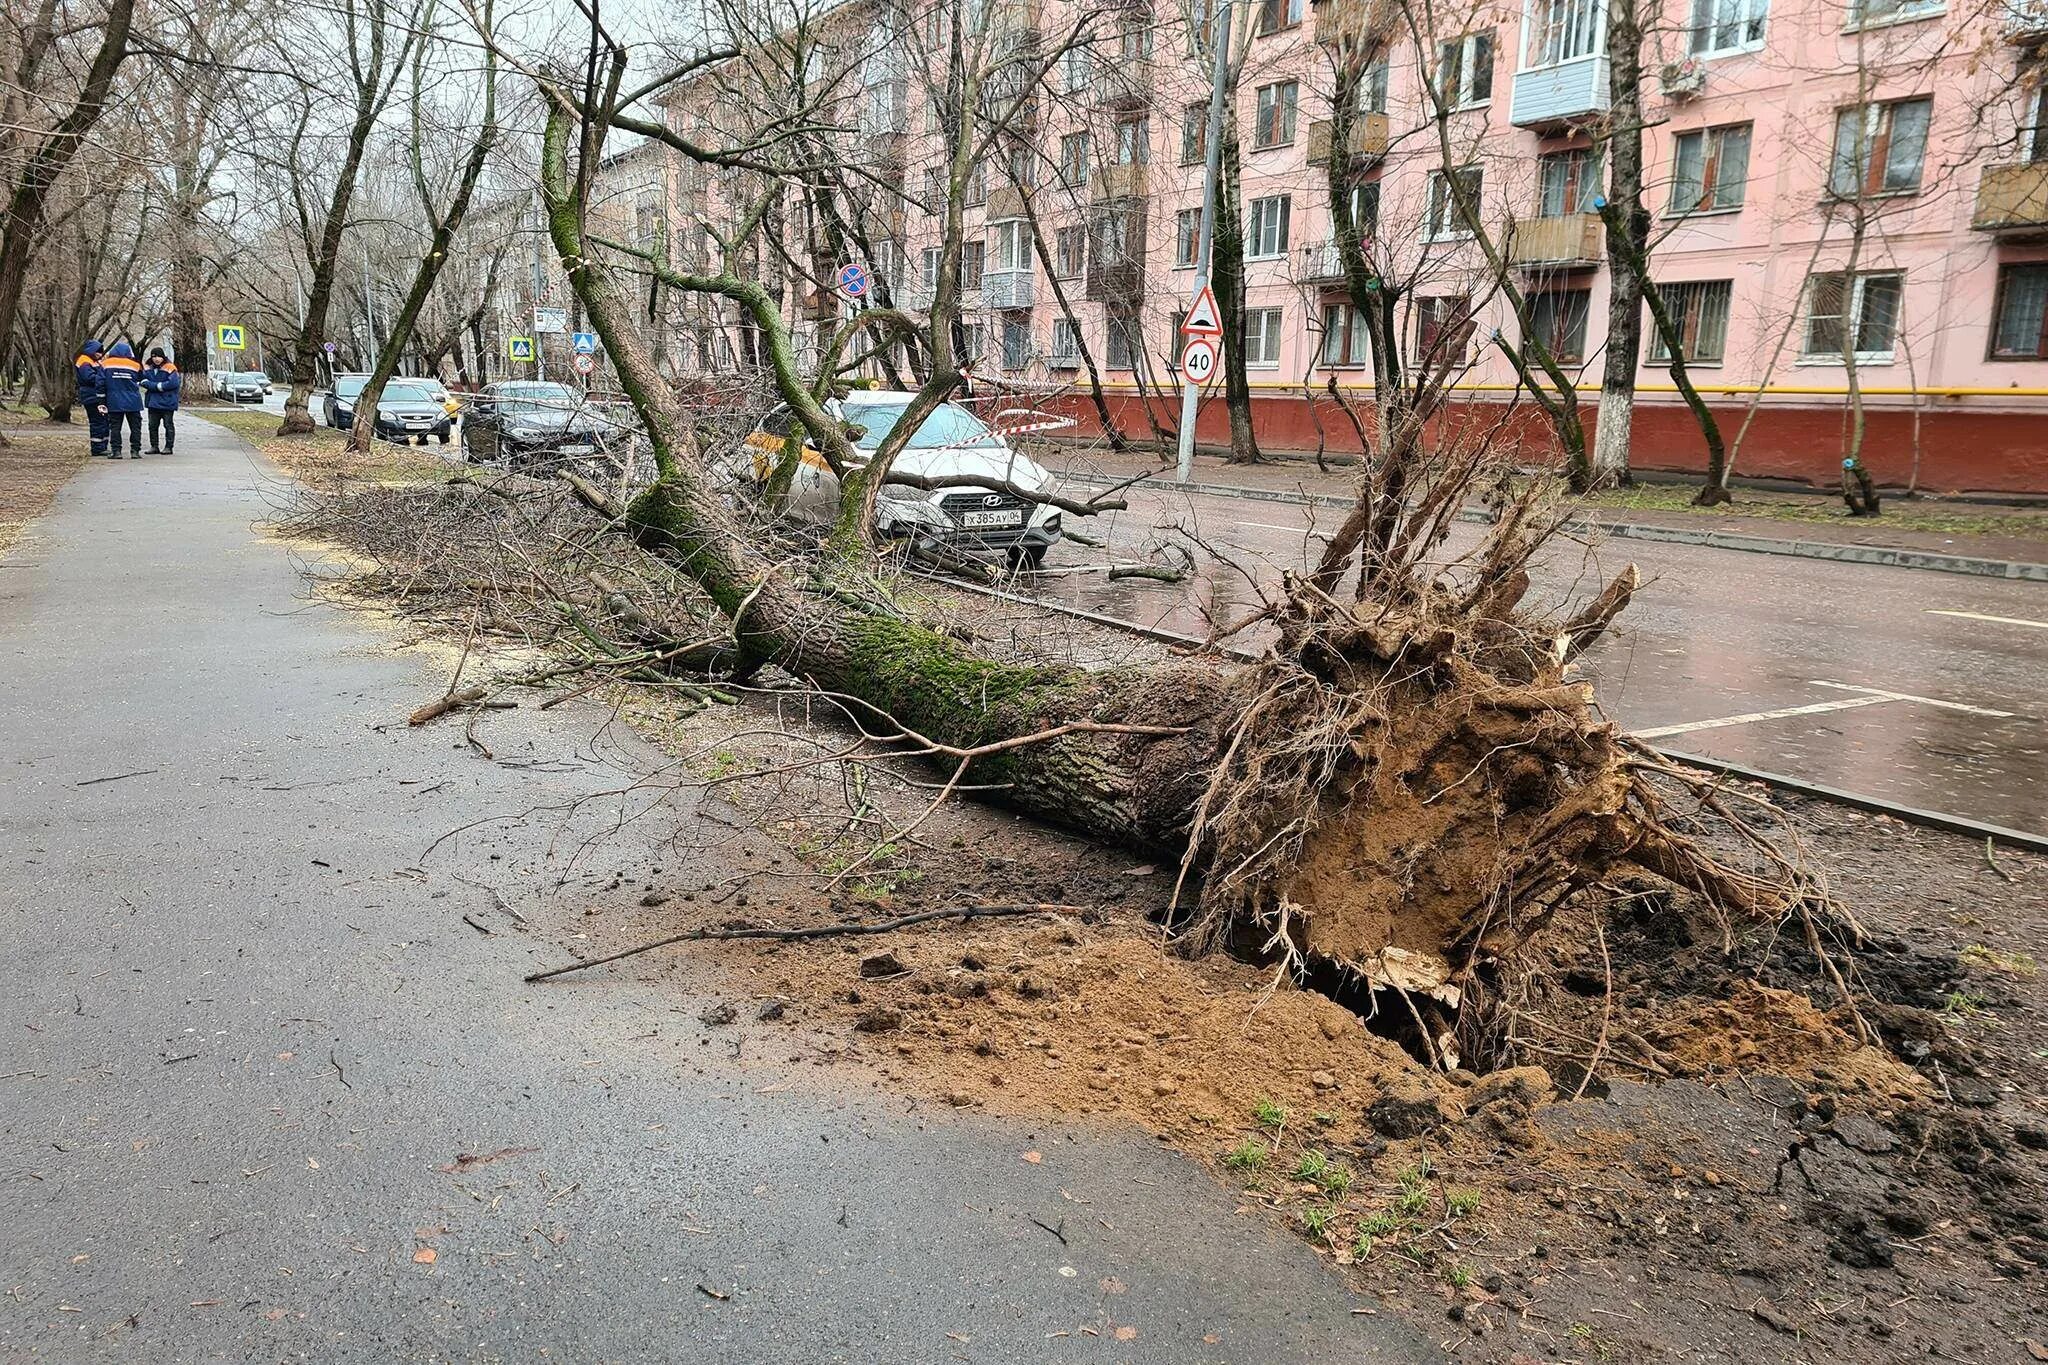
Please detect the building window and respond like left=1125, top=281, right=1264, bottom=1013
left=1829, top=97, right=1932, bottom=198
left=1255, top=0, right=1307, bottom=34
left=966, top=158, right=987, bottom=206
left=2025, top=86, right=2048, bottom=164
left=1670, top=124, right=1751, bottom=212
left=1247, top=195, right=1291, bottom=257
left=1537, top=147, right=1601, bottom=216
left=1848, top=0, right=1944, bottom=27
left=921, top=246, right=942, bottom=291
left=1181, top=103, right=1207, bottom=164
left=1436, top=32, right=1494, bottom=109
left=1803, top=270, right=1904, bottom=360
left=1340, top=180, right=1381, bottom=237
left=1356, top=59, right=1391, bottom=115
left=1425, top=167, right=1482, bottom=240
left=1094, top=211, right=1133, bottom=265
left=1991, top=263, right=2048, bottom=358
left=1061, top=47, right=1093, bottom=91
left=1647, top=279, right=1734, bottom=363
left=1320, top=302, right=1372, bottom=366
left=1118, top=20, right=1152, bottom=62
left=871, top=239, right=900, bottom=292
left=961, top=320, right=986, bottom=366
left=1244, top=307, right=1284, bottom=365
left=1106, top=313, right=1140, bottom=369
left=922, top=166, right=944, bottom=206
left=1176, top=208, right=1201, bottom=266
left=1051, top=317, right=1082, bottom=367
left=1006, top=143, right=1036, bottom=188
left=1418, top=295, right=1473, bottom=366
left=988, top=219, right=1029, bottom=273
left=1114, top=115, right=1150, bottom=165
left=1523, top=0, right=1599, bottom=67
left=1254, top=81, right=1299, bottom=149
left=1689, top=0, right=1767, bottom=54
left=1060, top=132, right=1090, bottom=188
left=1525, top=288, right=1592, bottom=364
left=961, top=240, right=985, bottom=290
left=1001, top=315, right=1031, bottom=370
left=1054, top=226, right=1085, bottom=278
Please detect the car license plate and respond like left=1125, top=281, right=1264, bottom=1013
left=559, top=443, right=594, bottom=456
left=961, top=509, right=1023, bottom=529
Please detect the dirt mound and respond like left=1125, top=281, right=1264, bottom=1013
left=1646, top=982, right=1927, bottom=1101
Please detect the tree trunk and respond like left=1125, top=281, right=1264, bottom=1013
left=1213, top=120, right=1260, bottom=464
left=1589, top=0, right=1646, bottom=492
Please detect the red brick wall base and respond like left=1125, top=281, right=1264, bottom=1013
left=1042, top=391, right=2048, bottom=496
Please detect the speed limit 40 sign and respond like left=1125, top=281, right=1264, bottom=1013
left=1180, top=335, right=1219, bottom=385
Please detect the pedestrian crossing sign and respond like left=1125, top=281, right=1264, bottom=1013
left=508, top=336, right=535, bottom=362
left=216, top=324, right=246, bottom=351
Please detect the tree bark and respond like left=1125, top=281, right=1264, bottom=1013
left=1590, top=0, right=1646, bottom=492
left=1213, top=118, right=1261, bottom=465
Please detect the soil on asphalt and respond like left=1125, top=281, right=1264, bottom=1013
left=0, top=424, right=89, bottom=553
left=253, top=428, right=2048, bottom=1363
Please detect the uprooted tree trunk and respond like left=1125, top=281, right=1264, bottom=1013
left=537, top=94, right=1792, bottom=1062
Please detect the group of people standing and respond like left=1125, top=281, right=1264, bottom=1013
left=74, top=339, right=181, bottom=459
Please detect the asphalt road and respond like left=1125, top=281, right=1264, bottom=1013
left=0, top=421, right=1429, bottom=1361
left=1035, top=479, right=2048, bottom=838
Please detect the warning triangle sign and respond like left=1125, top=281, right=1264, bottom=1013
left=1180, top=285, right=1223, bottom=337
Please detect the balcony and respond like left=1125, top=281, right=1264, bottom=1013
left=982, top=268, right=1035, bottom=310
left=1305, top=113, right=1389, bottom=166
left=867, top=131, right=907, bottom=181
left=986, top=185, right=1028, bottom=220
left=1509, top=212, right=1604, bottom=268
left=1093, top=66, right=1151, bottom=109
left=1299, top=240, right=1355, bottom=284
left=2002, top=0, right=2048, bottom=39
left=1086, top=261, right=1145, bottom=307
left=1510, top=55, right=1610, bottom=130
left=1313, top=0, right=1383, bottom=47
left=1973, top=161, right=2048, bottom=233
left=1094, top=163, right=1148, bottom=200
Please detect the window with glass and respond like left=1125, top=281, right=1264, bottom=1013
left=871, top=240, right=900, bottom=291
left=1115, top=115, right=1150, bottom=165
left=1426, top=167, right=1482, bottom=239
left=988, top=219, right=1028, bottom=273
left=1991, top=263, right=2048, bottom=358
left=1524, top=0, right=1601, bottom=67
left=1338, top=180, right=1381, bottom=238
left=1244, top=307, right=1284, bottom=365
left=966, top=158, right=987, bottom=205
left=1254, top=81, right=1299, bottom=149
left=961, top=240, right=985, bottom=290
left=921, top=246, right=942, bottom=291
left=1061, top=47, right=1093, bottom=91
left=1669, top=124, right=1751, bottom=212
left=1247, top=195, right=1291, bottom=257
left=1436, top=32, right=1494, bottom=108
left=1829, top=97, right=1932, bottom=197
left=1094, top=212, right=1132, bottom=265
left=1418, top=295, right=1473, bottom=365
left=1060, top=132, right=1090, bottom=187
left=1181, top=103, right=1207, bottom=164
left=1176, top=208, right=1201, bottom=266
left=1848, top=0, right=1944, bottom=27
left=922, top=166, right=944, bottom=205
left=961, top=320, right=985, bottom=364
left=1001, top=316, right=1031, bottom=370
left=1689, top=0, right=1767, bottom=53
left=2026, top=86, right=2048, bottom=163
left=1051, top=317, right=1082, bottom=366
left=1054, top=226, right=1085, bottom=278
left=1320, top=302, right=1372, bottom=366
left=1255, top=0, right=1307, bottom=33
left=1537, top=147, right=1602, bottom=216
left=1646, top=280, right=1733, bottom=363
left=1106, top=313, right=1140, bottom=368
left=1524, top=288, right=1592, bottom=364
left=1356, top=59, right=1391, bottom=115
left=1006, top=143, right=1036, bottom=187
left=1803, top=270, right=1904, bottom=359
left=1118, top=21, right=1152, bottom=61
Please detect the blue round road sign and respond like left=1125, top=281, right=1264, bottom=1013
left=836, top=262, right=869, bottom=299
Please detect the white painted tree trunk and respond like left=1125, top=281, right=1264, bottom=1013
left=1593, top=387, right=1634, bottom=485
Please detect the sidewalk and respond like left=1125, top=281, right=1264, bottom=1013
left=1042, top=446, right=2048, bottom=581
left=0, top=418, right=1428, bottom=1361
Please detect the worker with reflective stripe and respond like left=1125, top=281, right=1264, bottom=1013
left=74, top=341, right=108, bottom=457
left=100, top=339, right=144, bottom=459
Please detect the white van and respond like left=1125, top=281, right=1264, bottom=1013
left=738, top=391, right=1063, bottom=568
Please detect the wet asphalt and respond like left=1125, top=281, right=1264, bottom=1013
left=0, top=422, right=1430, bottom=1361
left=1037, top=480, right=2048, bottom=838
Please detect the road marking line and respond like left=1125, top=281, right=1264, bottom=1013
left=1635, top=696, right=1897, bottom=739
left=1236, top=519, right=1319, bottom=534
left=1926, top=609, right=2048, bottom=630
left=1806, top=680, right=2015, bottom=717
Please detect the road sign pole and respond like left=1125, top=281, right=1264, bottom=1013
left=1176, top=0, right=1234, bottom=485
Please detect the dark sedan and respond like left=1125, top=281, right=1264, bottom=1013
left=460, top=381, right=618, bottom=466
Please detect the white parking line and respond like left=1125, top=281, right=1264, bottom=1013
left=1926, top=609, right=2048, bottom=631
left=1635, top=696, right=1897, bottom=739
left=1806, top=680, right=2015, bottom=717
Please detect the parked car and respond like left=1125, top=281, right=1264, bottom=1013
left=217, top=371, right=267, bottom=403
left=461, top=380, right=619, bottom=465
left=366, top=380, right=456, bottom=444
left=736, top=391, right=1062, bottom=568
left=321, top=374, right=368, bottom=429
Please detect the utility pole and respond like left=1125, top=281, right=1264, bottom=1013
left=531, top=198, right=548, bottom=382
left=1176, top=0, right=1234, bottom=484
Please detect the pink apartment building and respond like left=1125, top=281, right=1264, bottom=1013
left=655, top=0, right=2048, bottom=492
